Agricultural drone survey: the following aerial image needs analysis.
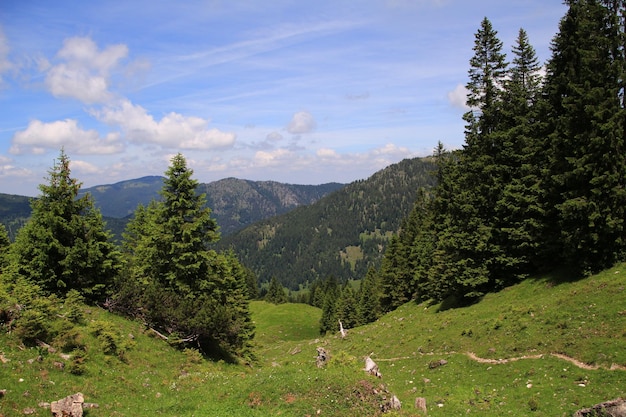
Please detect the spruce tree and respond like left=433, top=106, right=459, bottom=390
left=265, top=276, right=287, bottom=304
left=542, top=0, right=626, bottom=274
left=357, top=267, right=381, bottom=325
left=120, top=153, right=254, bottom=359
left=334, top=284, right=358, bottom=328
left=430, top=19, right=510, bottom=301
left=9, top=150, right=120, bottom=302
left=318, top=275, right=339, bottom=334
left=495, top=28, right=545, bottom=277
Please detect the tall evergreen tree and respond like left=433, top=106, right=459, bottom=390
left=9, top=150, right=120, bottom=302
left=542, top=0, right=626, bottom=274
left=120, top=153, right=254, bottom=359
left=379, top=235, right=412, bottom=311
left=430, top=19, right=510, bottom=301
left=335, top=284, right=358, bottom=329
left=494, top=28, right=545, bottom=277
left=357, top=267, right=381, bottom=325
left=318, top=275, right=339, bottom=334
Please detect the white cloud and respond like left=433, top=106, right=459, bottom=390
left=92, top=99, right=236, bottom=150
left=253, top=148, right=293, bottom=167
left=287, top=111, right=316, bottom=134
left=447, top=83, right=470, bottom=110
left=10, top=119, right=124, bottom=155
left=316, top=148, right=339, bottom=159
left=71, top=159, right=101, bottom=174
left=45, top=37, right=128, bottom=103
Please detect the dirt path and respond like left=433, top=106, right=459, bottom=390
left=467, top=352, right=626, bottom=371
left=378, top=351, right=626, bottom=371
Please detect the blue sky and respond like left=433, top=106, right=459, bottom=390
left=0, top=0, right=566, bottom=196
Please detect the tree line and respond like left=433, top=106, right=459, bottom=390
left=289, top=0, right=626, bottom=334
left=0, top=151, right=254, bottom=361
left=377, top=0, right=625, bottom=312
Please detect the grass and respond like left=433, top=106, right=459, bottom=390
left=1, top=264, right=625, bottom=416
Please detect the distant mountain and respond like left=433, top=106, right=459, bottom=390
left=217, top=156, right=438, bottom=289
left=0, top=193, right=32, bottom=240
left=199, top=178, right=345, bottom=235
left=79, top=176, right=165, bottom=218
left=1, top=177, right=345, bottom=240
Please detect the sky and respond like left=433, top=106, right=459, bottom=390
left=0, top=0, right=567, bottom=197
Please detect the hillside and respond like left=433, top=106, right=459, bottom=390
left=218, top=156, right=438, bottom=289
left=1, top=265, right=624, bottom=416
left=0, top=193, right=32, bottom=240
left=0, top=177, right=344, bottom=240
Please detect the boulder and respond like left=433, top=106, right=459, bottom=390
left=573, top=399, right=626, bottom=417
left=50, top=393, right=99, bottom=417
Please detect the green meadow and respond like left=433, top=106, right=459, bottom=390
left=1, top=263, right=625, bottom=416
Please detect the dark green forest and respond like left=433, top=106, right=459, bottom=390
left=1, top=0, right=625, bottom=354
left=217, top=156, right=437, bottom=290
left=293, top=0, right=626, bottom=334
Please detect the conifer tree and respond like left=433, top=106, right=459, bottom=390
left=494, top=28, right=545, bottom=277
left=318, top=275, right=339, bottom=334
left=265, top=276, right=287, bottom=304
left=120, top=153, right=254, bottom=359
left=335, top=284, right=358, bottom=329
left=9, top=150, right=120, bottom=302
left=430, top=19, right=510, bottom=301
left=542, top=0, right=626, bottom=274
left=357, top=267, right=381, bottom=325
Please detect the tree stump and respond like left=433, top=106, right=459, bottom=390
left=415, top=397, right=427, bottom=414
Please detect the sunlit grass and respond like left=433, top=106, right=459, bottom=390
left=1, top=263, right=625, bottom=416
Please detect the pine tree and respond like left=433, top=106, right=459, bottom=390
left=335, top=284, right=358, bottom=328
left=494, top=28, right=545, bottom=278
left=265, top=276, right=287, bottom=304
left=120, top=153, right=254, bottom=359
left=318, top=275, right=339, bottom=334
left=429, top=19, right=510, bottom=301
left=379, top=235, right=412, bottom=311
left=9, top=150, right=120, bottom=302
left=357, top=267, right=381, bottom=325
left=542, top=0, right=626, bottom=274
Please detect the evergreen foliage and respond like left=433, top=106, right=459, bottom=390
left=7, top=150, right=120, bottom=302
left=541, top=0, right=626, bottom=274
left=373, top=2, right=626, bottom=313
left=219, top=157, right=437, bottom=290
left=357, top=267, right=382, bottom=325
left=265, top=276, right=287, bottom=304
left=116, top=153, right=254, bottom=360
left=334, top=284, right=359, bottom=329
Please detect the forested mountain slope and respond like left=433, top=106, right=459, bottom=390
left=0, top=193, right=33, bottom=240
left=217, top=156, right=437, bottom=289
left=0, top=177, right=344, bottom=240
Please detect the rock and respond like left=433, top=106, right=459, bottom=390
left=428, top=359, right=448, bottom=369
left=364, top=356, right=382, bottom=378
left=50, top=392, right=98, bottom=417
left=316, top=347, right=329, bottom=368
left=0, top=389, right=6, bottom=398
left=415, top=397, right=427, bottom=414
left=381, top=395, right=401, bottom=412
left=573, top=398, right=626, bottom=417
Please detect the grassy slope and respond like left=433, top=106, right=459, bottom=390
left=1, top=265, right=625, bottom=416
